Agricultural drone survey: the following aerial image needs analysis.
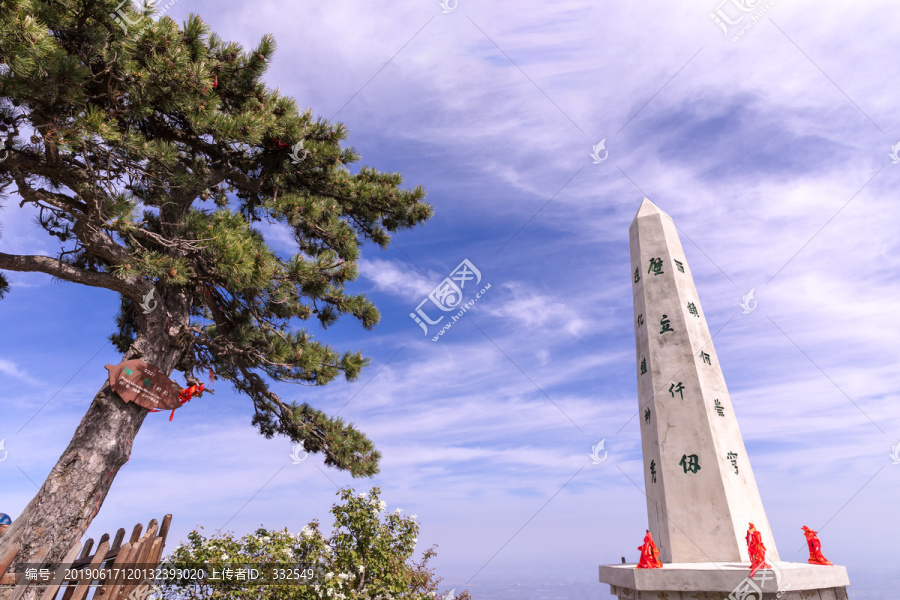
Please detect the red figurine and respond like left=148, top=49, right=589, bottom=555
left=745, top=523, right=771, bottom=577
left=801, top=526, right=832, bottom=566
left=636, top=529, right=663, bottom=569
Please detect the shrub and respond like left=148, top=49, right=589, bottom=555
left=157, top=487, right=471, bottom=600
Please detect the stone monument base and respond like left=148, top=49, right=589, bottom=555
left=598, top=561, right=850, bottom=599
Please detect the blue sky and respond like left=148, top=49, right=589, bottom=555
left=2, top=0, right=899, bottom=596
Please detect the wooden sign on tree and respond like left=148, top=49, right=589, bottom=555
left=104, top=360, right=183, bottom=411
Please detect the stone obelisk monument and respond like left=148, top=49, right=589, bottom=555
left=598, top=199, right=851, bottom=600
left=631, top=197, right=777, bottom=564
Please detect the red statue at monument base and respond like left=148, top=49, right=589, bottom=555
left=802, top=526, right=833, bottom=566
left=636, top=529, right=663, bottom=569
left=745, top=523, right=771, bottom=577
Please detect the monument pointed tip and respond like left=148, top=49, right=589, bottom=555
left=632, top=197, right=670, bottom=222
left=637, top=197, right=659, bottom=213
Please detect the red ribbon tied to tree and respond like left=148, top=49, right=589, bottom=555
left=164, top=383, right=206, bottom=421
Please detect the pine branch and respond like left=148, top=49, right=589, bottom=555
left=0, top=251, right=144, bottom=298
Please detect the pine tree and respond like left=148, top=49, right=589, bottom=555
left=0, top=0, right=431, bottom=575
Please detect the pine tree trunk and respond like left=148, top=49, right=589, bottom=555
left=0, top=298, right=187, bottom=599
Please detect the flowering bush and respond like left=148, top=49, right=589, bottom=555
left=158, top=487, right=471, bottom=600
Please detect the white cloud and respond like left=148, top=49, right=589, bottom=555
left=358, top=257, right=438, bottom=299
left=481, top=282, right=588, bottom=337
left=0, top=358, right=41, bottom=386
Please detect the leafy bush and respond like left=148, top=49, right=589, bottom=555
left=157, top=487, right=471, bottom=600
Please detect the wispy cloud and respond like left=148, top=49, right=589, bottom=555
left=358, top=258, right=436, bottom=299
left=480, top=282, right=589, bottom=337
left=0, top=358, right=42, bottom=386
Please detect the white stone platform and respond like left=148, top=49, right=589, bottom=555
left=599, top=561, right=850, bottom=599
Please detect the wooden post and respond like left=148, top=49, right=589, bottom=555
left=38, top=542, right=81, bottom=600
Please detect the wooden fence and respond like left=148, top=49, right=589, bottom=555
left=0, top=515, right=171, bottom=600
